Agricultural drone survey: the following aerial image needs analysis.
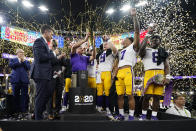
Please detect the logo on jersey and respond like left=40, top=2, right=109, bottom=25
left=100, top=53, right=106, bottom=63
left=89, top=60, right=94, bottom=66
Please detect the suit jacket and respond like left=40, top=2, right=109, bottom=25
left=9, top=58, right=31, bottom=84
left=30, top=37, right=55, bottom=80
left=51, top=54, right=62, bottom=74
left=51, top=55, right=68, bottom=82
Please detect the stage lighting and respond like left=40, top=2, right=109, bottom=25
left=0, top=16, right=4, bottom=24
left=106, top=8, right=115, bottom=15
left=190, top=91, right=194, bottom=95
left=22, top=0, right=34, bottom=8
left=7, top=0, right=17, bottom=2
left=135, top=1, right=148, bottom=7
left=120, top=4, right=131, bottom=12
left=38, top=5, right=49, bottom=12
left=180, top=91, right=185, bottom=94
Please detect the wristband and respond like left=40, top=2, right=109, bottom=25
left=165, top=74, right=171, bottom=79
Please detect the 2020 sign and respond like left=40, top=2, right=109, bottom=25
left=75, top=95, right=94, bottom=103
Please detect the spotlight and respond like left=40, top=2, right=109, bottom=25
left=106, top=8, right=115, bottom=15
left=38, top=5, right=49, bottom=12
left=7, top=0, right=17, bottom=2
left=22, top=0, right=34, bottom=8
left=120, top=4, right=131, bottom=12
left=0, top=16, right=4, bottom=24
left=135, top=1, right=148, bottom=7
left=180, top=91, right=184, bottom=94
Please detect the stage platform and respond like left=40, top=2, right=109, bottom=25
left=0, top=112, right=195, bottom=131
left=60, top=112, right=109, bottom=121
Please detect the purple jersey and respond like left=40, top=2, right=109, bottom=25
left=71, top=53, right=90, bottom=72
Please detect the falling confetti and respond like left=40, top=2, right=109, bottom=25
left=0, top=0, right=195, bottom=92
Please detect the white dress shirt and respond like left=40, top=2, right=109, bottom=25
left=166, top=105, right=191, bottom=118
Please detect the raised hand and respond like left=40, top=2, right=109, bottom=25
left=57, top=53, right=66, bottom=59
left=84, top=32, right=90, bottom=42
left=54, top=49, right=59, bottom=55
left=130, top=8, right=137, bottom=16
left=163, top=78, right=170, bottom=85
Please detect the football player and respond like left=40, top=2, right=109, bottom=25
left=96, top=36, right=117, bottom=116
left=114, top=8, right=140, bottom=121
left=139, top=33, right=170, bottom=120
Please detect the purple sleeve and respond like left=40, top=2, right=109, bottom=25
left=86, top=56, right=90, bottom=64
left=70, top=53, right=77, bottom=58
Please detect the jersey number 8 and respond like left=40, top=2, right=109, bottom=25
left=152, top=52, right=158, bottom=63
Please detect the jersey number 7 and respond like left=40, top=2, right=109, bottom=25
left=120, top=50, right=126, bottom=60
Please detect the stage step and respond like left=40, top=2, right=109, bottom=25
left=60, top=112, right=110, bottom=121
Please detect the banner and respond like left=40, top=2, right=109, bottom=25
left=1, top=26, right=41, bottom=46
left=1, top=26, right=64, bottom=48
left=95, top=36, right=103, bottom=48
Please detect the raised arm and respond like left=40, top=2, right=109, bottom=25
left=131, top=8, right=140, bottom=52
left=89, top=47, right=96, bottom=61
left=71, top=33, right=90, bottom=54
left=138, top=35, right=149, bottom=59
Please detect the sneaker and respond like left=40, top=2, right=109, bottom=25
left=128, top=115, right=134, bottom=121
left=139, top=114, right=147, bottom=121
left=114, top=114, right=125, bottom=121
left=97, top=107, right=105, bottom=113
left=60, top=106, right=67, bottom=113
left=107, top=113, right=114, bottom=120
left=151, top=116, right=158, bottom=120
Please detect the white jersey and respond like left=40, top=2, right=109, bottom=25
left=143, top=48, right=164, bottom=71
left=98, top=51, right=115, bottom=72
left=118, top=44, right=137, bottom=68
left=87, top=59, right=97, bottom=78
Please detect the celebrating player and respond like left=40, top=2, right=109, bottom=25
left=96, top=36, right=117, bottom=116
left=114, top=8, right=140, bottom=121
left=139, top=32, right=170, bottom=120
left=87, top=48, right=97, bottom=88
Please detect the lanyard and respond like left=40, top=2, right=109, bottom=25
left=174, top=105, right=189, bottom=117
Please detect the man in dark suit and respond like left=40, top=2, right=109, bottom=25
left=9, top=49, right=31, bottom=113
left=30, top=25, right=65, bottom=120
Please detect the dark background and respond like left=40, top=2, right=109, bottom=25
left=0, top=0, right=195, bottom=29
